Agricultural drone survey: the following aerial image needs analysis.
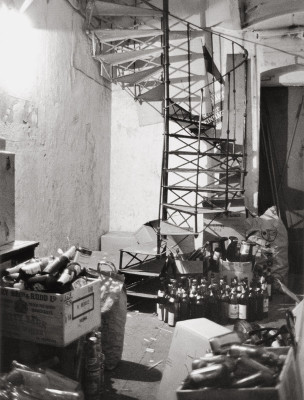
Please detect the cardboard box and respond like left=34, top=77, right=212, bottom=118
left=203, top=212, right=246, bottom=243
left=0, top=280, right=101, bottom=347
left=176, top=347, right=303, bottom=400
left=0, top=151, right=15, bottom=247
left=220, top=260, right=253, bottom=283
left=157, top=318, right=231, bottom=400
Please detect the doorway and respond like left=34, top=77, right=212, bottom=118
left=259, top=86, right=304, bottom=274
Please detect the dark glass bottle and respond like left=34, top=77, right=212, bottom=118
left=208, top=288, right=220, bottom=323
left=238, top=286, right=248, bottom=321
left=179, top=292, right=190, bottom=321
left=255, top=286, right=264, bottom=321
left=228, top=287, right=239, bottom=323
left=226, top=237, right=238, bottom=262
left=247, top=287, right=257, bottom=322
left=219, top=289, right=229, bottom=325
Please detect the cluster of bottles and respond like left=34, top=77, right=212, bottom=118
left=183, top=237, right=256, bottom=278
left=0, top=359, right=84, bottom=400
left=157, top=271, right=274, bottom=327
left=83, top=331, right=105, bottom=400
left=0, top=246, right=93, bottom=294
left=181, top=344, right=285, bottom=390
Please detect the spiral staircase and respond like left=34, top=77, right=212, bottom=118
left=85, top=0, right=248, bottom=298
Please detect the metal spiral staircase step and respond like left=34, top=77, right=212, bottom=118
left=93, top=29, right=205, bottom=43
left=164, top=185, right=244, bottom=193
left=165, top=167, right=244, bottom=173
left=162, top=202, right=245, bottom=214
left=167, top=133, right=236, bottom=142
left=114, top=66, right=163, bottom=85
left=135, top=84, right=164, bottom=102
left=93, top=1, right=163, bottom=17
left=95, top=47, right=162, bottom=66
left=93, top=29, right=162, bottom=42
left=167, top=150, right=243, bottom=157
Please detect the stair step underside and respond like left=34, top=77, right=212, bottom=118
left=169, top=117, right=214, bottom=131
left=165, top=167, right=244, bottom=173
left=114, top=65, right=162, bottom=85
left=119, top=52, right=203, bottom=69
left=167, top=133, right=235, bottom=142
left=163, top=203, right=245, bottom=214
left=93, top=29, right=162, bottom=42
left=135, top=84, right=164, bottom=102
left=95, top=47, right=162, bottom=65
left=168, top=150, right=243, bottom=157
left=92, top=29, right=205, bottom=43
left=164, top=185, right=244, bottom=193
left=93, top=2, right=163, bottom=17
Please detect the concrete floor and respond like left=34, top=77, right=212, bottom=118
left=104, top=300, right=172, bottom=400
left=103, top=289, right=298, bottom=400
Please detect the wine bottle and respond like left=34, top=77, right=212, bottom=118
left=238, top=285, right=248, bottom=321
left=228, top=287, right=239, bottom=323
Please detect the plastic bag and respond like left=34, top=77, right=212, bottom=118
left=98, top=262, right=127, bottom=370
left=245, top=206, right=289, bottom=283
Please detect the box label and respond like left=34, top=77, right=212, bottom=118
left=72, top=293, right=94, bottom=319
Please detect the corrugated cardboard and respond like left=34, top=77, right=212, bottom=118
left=0, top=280, right=101, bottom=347
left=158, top=318, right=231, bottom=400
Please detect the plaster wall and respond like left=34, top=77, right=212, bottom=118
left=109, top=0, right=204, bottom=232
left=0, top=0, right=111, bottom=255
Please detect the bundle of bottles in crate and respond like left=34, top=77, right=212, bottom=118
left=157, top=271, right=274, bottom=328
left=0, top=246, right=97, bottom=293
left=182, top=235, right=257, bottom=265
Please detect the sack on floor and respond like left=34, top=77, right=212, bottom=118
left=245, top=206, right=289, bottom=284
left=98, top=262, right=127, bottom=370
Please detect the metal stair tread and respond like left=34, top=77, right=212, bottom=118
left=169, top=116, right=214, bottom=130
left=93, top=29, right=162, bottom=43
left=164, top=185, right=244, bottom=193
left=165, top=167, right=244, bottom=173
left=93, top=29, right=205, bottom=43
left=160, top=221, right=196, bottom=236
left=135, top=84, right=164, bottom=102
left=114, top=66, right=162, bottom=85
left=168, top=150, right=243, bottom=157
left=163, top=203, right=246, bottom=214
left=95, top=47, right=162, bottom=66
left=121, top=241, right=161, bottom=256
left=120, top=258, right=164, bottom=277
left=93, top=2, right=163, bottom=17
left=167, top=133, right=235, bottom=142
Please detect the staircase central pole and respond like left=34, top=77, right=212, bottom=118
left=157, top=0, right=170, bottom=254
left=163, top=0, right=170, bottom=214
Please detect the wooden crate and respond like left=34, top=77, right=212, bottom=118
left=0, top=280, right=101, bottom=347
left=176, top=347, right=303, bottom=400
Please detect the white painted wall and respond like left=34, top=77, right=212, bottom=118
left=109, top=0, right=204, bottom=232
left=0, top=0, right=111, bottom=254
